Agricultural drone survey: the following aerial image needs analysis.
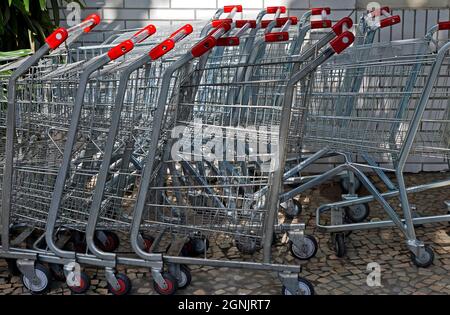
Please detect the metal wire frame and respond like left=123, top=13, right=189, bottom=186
left=305, top=39, right=450, bottom=168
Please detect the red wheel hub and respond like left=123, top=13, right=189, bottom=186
left=111, top=279, right=127, bottom=295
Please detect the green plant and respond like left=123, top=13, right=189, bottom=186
left=0, top=0, right=84, bottom=52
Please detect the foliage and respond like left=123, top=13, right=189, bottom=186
left=0, top=0, right=84, bottom=51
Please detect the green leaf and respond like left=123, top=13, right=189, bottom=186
left=23, top=0, right=29, bottom=13
left=39, top=0, right=47, bottom=11
left=8, top=0, right=12, bottom=6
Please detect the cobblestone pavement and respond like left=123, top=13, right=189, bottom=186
left=0, top=172, right=449, bottom=295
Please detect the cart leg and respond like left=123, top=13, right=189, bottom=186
left=396, top=172, right=434, bottom=267
left=16, top=259, right=38, bottom=285
left=105, top=267, right=121, bottom=291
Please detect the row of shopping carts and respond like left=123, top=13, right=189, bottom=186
left=0, top=4, right=449, bottom=295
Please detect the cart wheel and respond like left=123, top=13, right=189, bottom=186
left=95, top=231, right=120, bottom=253
left=345, top=204, right=370, bottom=223
left=333, top=233, right=346, bottom=258
left=68, top=271, right=91, bottom=294
left=183, top=236, right=209, bottom=256
left=289, top=235, right=318, bottom=260
left=177, top=265, right=192, bottom=289
left=108, top=273, right=132, bottom=296
left=340, top=175, right=361, bottom=193
left=49, top=263, right=66, bottom=282
left=153, top=273, right=178, bottom=295
left=281, top=277, right=315, bottom=295
left=236, top=237, right=258, bottom=255
left=6, top=259, right=21, bottom=276
left=21, top=263, right=51, bottom=294
left=284, top=199, right=302, bottom=219
left=142, top=235, right=155, bottom=253
left=411, top=246, right=434, bottom=268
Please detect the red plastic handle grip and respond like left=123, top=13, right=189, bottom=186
left=330, top=31, right=355, bottom=54
left=169, top=24, right=193, bottom=39
left=132, top=25, right=157, bottom=43
left=380, top=15, right=401, bottom=28
left=107, top=40, right=134, bottom=60
left=311, top=7, right=331, bottom=15
left=45, top=27, right=69, bottom=50
left=235, top=20, right=257, bottom=28
left=83, top=14, right=101, bottom=33
left=217, top=37, right=240, bottom=46
left=265, top=32, right=289, bottom=42
left=149, top=38, right=176, bottom=60
left=266, top=6, right=287, bottom=14
left=191, top=36, right=217, bottom=57
left=311, top=20, right=332, bottom=29
left=212, top=19, right=233, bottom=27
left=438, top=21, right=450, bottom=30
left=209, top=22, right=232, bottom=35
left=224, top=5, right=242, bottom=13
left=332, top=17, right=353, bottom=35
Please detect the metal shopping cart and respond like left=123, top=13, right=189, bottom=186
left=306, top=21, right=450, bottom=265
left=0, top=21, right=161, bottom=294
left=119, top=20, right=354, bottom=295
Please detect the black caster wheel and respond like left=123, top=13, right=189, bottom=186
left=182, top=236, right=209, bottom=256
left=235, top=236, right=259, bottom=255
left=108, top=273, right=132, bottom=295
left=340, top=175, right=361, bottom=193
left=411, top=246, right=434, bottom=268
left=49, top=263, right=66, bottom=282
left=177, top=265, right=192, bottom=290
left=333, top=233, right=346, bottom=258
left=283, top=199, right=302, bottom=219
left=21, top=263, right=52, bottom=294
left=289, top=235, right=318, bottom=260
left=345, top=204, right=370, bottom=223
left=95, top=231, right=120, bottom=253
left=68, top=271, right=91, bottom=294
left=6, top=259, right=21, bottom=276
left=282, top=276, right=315, bottom=295
left=153, top=272, right=178, bottom=295
left=142, top=235, right=155, bottom=253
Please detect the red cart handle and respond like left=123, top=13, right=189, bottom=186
left=82, top=14, right=101, bottom=33
left=332, top=17, right=353, bottom=35
left=169, top=24, right=194, bottom=40
left=266, top=6, right=287, bottom=14
left=130, top=25, right=157, bottom=44
left=149, top=24, right=193, bottom=60
left=330, top=31, right=355, bottom=54
left=311, top=7, right=331, bottom=15
left=265, top=32, right=289, bottom=42
left=380, top=15, right=401, bottom=28
left=438, top=21, right=450, bottom=30
left=108, top=24, right=156, bottom=60
left=235, top=20, right=257, bottom=28
left=217, top=37, right=240, bottom=46
left=191, top=22, right=231, bottom=57
left=212, top=18, right=234, bottom=27
left=224, top=5, right=242, bottom=13
left=45, top=28, right=69, bottom=50
left=311, top=20, right=332, bottom=29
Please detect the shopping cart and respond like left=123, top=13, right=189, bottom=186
left=120, top=16, right=354, bottom=294
left=306, top=21, right=450, bottom=265
left=0, top=21, right=162, bottom=294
